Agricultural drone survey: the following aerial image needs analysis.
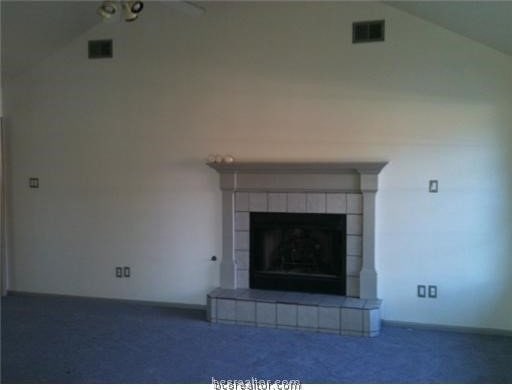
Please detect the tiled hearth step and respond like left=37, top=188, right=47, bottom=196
left=207, top=288, right=382, bottom=337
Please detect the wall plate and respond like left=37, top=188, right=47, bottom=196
left=29, top=178, right=39, bottom=188
left=417, top=285, right=426, bottom=298
left=123, top=266, right=130, bottom=278
left=428, top=285, right=437, bottom=298
left=115, top=267, right=123, bottom=278
left=429, top=180, right=438, bottom=193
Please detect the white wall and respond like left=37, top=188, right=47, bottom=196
left=3, top=2, right=512, bottom=330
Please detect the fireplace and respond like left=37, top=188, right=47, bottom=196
left=250, top=212, right=346, bottom=295
left=206, top=161, right=387, bottom=337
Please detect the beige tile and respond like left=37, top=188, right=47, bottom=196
left=363, top=309, right=381, bottom=332
left=235, top=250, right=250, bottom=270
left=341, top=308, right=363, bottom=332
left=256, top=302, right=276, bottom=326
left=235, top=192, right=249, bottom=211
left=236, top=269, right=249, bottom=288
left=249, top=193, right=268, bottom=211
left=277, top=304, right=297, bottom=326
left=318, top=306, right=340, bottom=330
left=236, top=300, right=256, bottom=323
left=347, top=235, right=362, bottom=256
left=346, top=276, right=360, bottom=297
left=287, top=193, right=306, bottom=213
left=235, top=212, right=250, bottom=231
left=346, top=256, right=362, bottom=276
left=268, top=193, right=287, bottom=212
left=347, top=193, right=363, bottom=214
left=347, top=214, right=362, bottom=235
left=217, top=299, right=236, bottom=321
left=297, top=305, right=318, bottom=328
left=306, top=193, right=326, bottom=213
left=235, top=231, right=249, bottom=250
left=326, top=193, right=347, bottom=214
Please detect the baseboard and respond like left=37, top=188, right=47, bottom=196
left=6, top=291, right=510, bottom=336
left=382, top=319, right=512, bottom=337
left=6, top=290, right=207, bottom=311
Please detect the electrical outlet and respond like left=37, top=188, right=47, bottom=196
left=428, top=285, right=437, bottom=298
left=123, top=266, right=130, bottom=277
left=29, top=177, right=39, bottom=188
left=417, top=285, right=426, bottom=298
left=429, top=180, right=438, bottom=193
left=115, top=267, right=123, bottom=278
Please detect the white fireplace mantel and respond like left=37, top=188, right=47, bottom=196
left=207, top=161, right=388, bottom=299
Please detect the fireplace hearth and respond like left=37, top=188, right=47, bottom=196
left=250, top=212, right=346, bottom=295
left=206, top=161, right=388, bottom=336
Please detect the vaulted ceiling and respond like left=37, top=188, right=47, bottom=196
left=2, top=1, right=511, bottom=80
left=387, top=1, right=512, bottom=56
left=2, top=1, right=98, bottom=79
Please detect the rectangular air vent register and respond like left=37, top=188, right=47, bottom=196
left=88, top=39, right=113, bottom=59
left=353, top=20, right=385, bottom=43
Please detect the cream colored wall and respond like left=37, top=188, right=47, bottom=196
left=3, top=2, right=512, bottom=330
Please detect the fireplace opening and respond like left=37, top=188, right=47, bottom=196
left=250, top=212, right=346, bottom=295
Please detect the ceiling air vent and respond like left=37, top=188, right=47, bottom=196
left=352, top=20, right=385, bottom=44
left=88, top=39, right=113, bottom=59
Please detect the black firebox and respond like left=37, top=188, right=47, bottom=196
left=250, top=212, right=346, bottom=295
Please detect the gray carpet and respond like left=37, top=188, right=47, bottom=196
left=2, top=294, right=511, bottom=383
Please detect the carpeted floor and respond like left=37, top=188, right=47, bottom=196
left=1, top=294, right=511, bottom=383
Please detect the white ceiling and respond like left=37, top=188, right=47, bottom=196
left=387, top=1, right=512, bottom=56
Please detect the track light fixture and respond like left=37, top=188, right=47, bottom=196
left=97, top=1, right=117, bottom=19
left=97, top=1, right=144, bottom=22
left=128, top=1, right=144, bottom=14
left=122, top=1, right=144, bottom=22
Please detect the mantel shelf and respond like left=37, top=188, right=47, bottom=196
left=206, top=161, right=388, bottom=175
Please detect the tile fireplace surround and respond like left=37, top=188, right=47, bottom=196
left=207, top=161, right=388, bottom=336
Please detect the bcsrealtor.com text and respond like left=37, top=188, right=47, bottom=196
left=212, top=377, right=302, bottom=390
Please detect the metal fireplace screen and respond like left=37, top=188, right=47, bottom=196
left=250, top=212, right=346, bottom=295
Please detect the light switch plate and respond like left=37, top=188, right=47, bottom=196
left=123, top=266, right=130, bottom=278
left=115, top=267, right=123, bottom=278
left=29, top=178, right=39, bottom=188
left=429, top=180, right=438, bottom=193
left=428, top=285, right=437, bottom=298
